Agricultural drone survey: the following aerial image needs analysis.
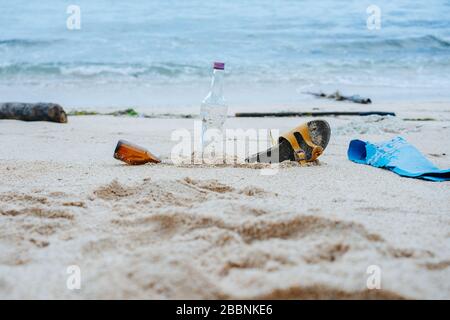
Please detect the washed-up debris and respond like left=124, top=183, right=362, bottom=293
left=246, top=120, right=331, bottom=164
left=0, top=102, right=67, bottom=123
left=68, top=108, right=193, bottom=119
left=68, top=110, right=100, bottom=116
left=304, top=91, right=372, bottom=104
left=68, top=108, right=139, bottom=117
left=403, top=117, right=436, bottom=121
left=113, top=140, right=161, bottom=165
left=109, top=108, right=139, bottom=117
left=348, top=136, right=450, bottom=181
left=235, top=111, right=395, bottom=117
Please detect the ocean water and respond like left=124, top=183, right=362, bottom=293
left=0, top=0, right=449, bottom=110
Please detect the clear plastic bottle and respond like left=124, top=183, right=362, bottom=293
left=200, top=62, right=227, bottom=148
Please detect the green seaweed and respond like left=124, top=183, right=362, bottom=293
left=68, top=108, right=197, bottom=118
left=68, top=110, right=100, bottom=116
left=69, top=108, right=140, bottom=117
left=108, top=108, right=139, bottom=117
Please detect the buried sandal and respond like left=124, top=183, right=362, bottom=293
left=246, top=120, right=331, bottom=163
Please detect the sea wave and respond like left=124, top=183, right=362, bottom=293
left=0, top=38, right=60, bottom=47
left=0, top=34, right=449, bottom=88
left=332, top=35, right=450, bottom=51
left=1, top=58, right=449, bottom=79
left=0, top=62, right=207, bottom=78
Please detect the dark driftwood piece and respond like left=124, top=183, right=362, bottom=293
left=305, top=91, right=372, bottom=104
left=235, top=111, right=396, bottom=118
left=0, top=103, right=67, bottom=123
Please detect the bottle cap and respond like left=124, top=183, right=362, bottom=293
left=213, top=62, right=225, bottom=70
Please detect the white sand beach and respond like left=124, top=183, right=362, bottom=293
left=0, top=102, right=449, bottom=299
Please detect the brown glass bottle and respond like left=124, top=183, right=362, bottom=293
left=114, top=140, right=161, bottom=165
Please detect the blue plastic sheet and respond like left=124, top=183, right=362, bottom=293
left=347, top=136, right=450, bottom=182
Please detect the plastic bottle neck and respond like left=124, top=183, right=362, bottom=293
left=210, top=69, right=224, bottom=98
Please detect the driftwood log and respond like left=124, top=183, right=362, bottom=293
left=0, top=103, right=67, bottom=123
left=305, top=91, right=372, bottom=104
left=235, top=111, right=395, bottom=117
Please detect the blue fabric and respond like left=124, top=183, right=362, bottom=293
left=347, top=136, right=450, bottom=182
